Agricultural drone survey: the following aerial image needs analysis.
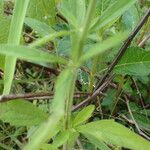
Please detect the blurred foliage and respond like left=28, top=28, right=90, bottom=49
left=0, top=0, right=150, bottom=149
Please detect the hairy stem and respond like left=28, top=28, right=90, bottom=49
left=65, top=1, right=96, bottom=149
left=64, top=71, right=77, bottom=149
left=71, top=0, right=96, bottom=63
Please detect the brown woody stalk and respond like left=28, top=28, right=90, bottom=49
left=95, top=9, right=150, bottom=91
left=0, top=92, right=92, bottom=103
left=73, top=9, right=150, bottom=111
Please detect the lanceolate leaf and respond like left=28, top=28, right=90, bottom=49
left=83, top=134, right=111, bottom=150
left=59, top=1, right=78, bottom=28
left=0, top=100, right=48, bottom=126
left=77, top=120, right=150, bottom=150
left=27, top=0, right=56, bottom=25
left=91, top=0, right=137, bottom=31
left=53, top=131, right=69, bottom=148
left=114, top=47, right=150, bottom=76
left=80, top=31, right=128, bottom=62
left=60, top=0, right=86, bottom=27
left=29, top=30, right=73, bottom=48
left=75, top=0, right=86, bottom=25
left=73, top=105, right=95, bottom=127
left=95, top=0, right=116, bottom=16
left=122, top=5, right=139, bottom=30
left=0, top=44, right=67, bottom=64
left=25, top=17, right=55, bottom=37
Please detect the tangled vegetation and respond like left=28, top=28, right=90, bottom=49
left=0, top=0, right=150, bottom=150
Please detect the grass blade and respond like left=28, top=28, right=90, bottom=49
left=0, top=44, right=67, bottom=64
left=3, top=0, right=30, bottom=94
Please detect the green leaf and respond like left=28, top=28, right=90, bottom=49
left=4, top=0, right=30, bottom=94
left=29, top=30, right=73, bottom=48
left=114, top=47, right=150, bottom=76
left=0, top=44, right=67, bottom=64
left=122, top=5, right=139, bottom=30
left=77, top=120, right=150, bottom=150
left=23, top=116, right=61, bottom=150
left=40, top=144, right=58, bottom=150
left=83, top=133, right=111, bottom=150
left=59, top=0, right=78, bottom=28
left=95, top=0, right=116, bottom=16
left=0, top=100, right=48, bottom=126
left=27, top=0, right=56, bottom=25
left=71, top=0, right=96, bottom=63
left=73, top=105, right=95, bottom=127
left=80, top=31, right=128, bottom=62
left=51, top=68, right=76, bottom=115
left=25, top=17, right=55, bottom=37
left=132, top=113, right=150, bottom=131
left=60, top=0, right=86, bottom=27
left=53, top=131, right=69, bottom=148
left=31, top=124, right=61, bottom=145
left=126, top=104, right=150, bottom=131
left=91, top=0, right=137, bottom=31
left=57, top=36, right=71, bottom=56
left=140, top=109, right=150, bottom=117
left=65, top=129, right=79, bottom=149
left=59, top=0, right=87, bottom=28
left=75, top=0, right=86, bottom=25
left=24, top=69, right=77, bottom=150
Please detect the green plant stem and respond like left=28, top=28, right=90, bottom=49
left=72, top=0, right=96, bottom=63
left=65, top=72, right=77, bottom=130
left=3, top=0, right=30, bottom=94
left=64, top=1, right=96, bottom=149
left=64, top=70, right=77, bottom=149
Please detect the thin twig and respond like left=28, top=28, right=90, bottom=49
left=72, top=75, right=113, bottom=111
left=96, top=96, right=103, bottom=119
left=72, top=9, right=150, bottom=111
left=95, top=9, right=150, bottom=91
left=76, top=139, right=84, bottom=150
left=132, top=78, right=145, bottom=105
left=138, top=34, right=150, bottom=48
left=125, top=96, right=150, bottom=140
left=121, top=114, right=135, bottom=124
left=0, top=92, right=92, bottom=103
left=132, top=78, right=149, bottom=122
